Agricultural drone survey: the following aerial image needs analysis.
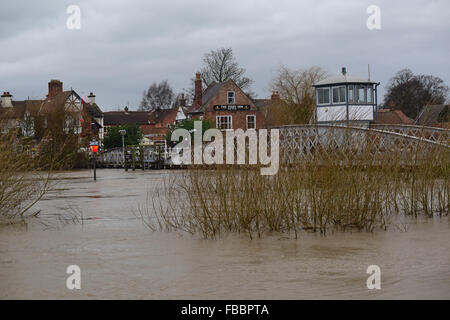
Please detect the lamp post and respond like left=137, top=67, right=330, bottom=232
left=90, top=139, right=99, bottom=181
left=119, top=129, right=126, bottom=165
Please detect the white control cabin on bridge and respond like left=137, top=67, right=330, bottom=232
left=313, top=68, right=380, bottom=126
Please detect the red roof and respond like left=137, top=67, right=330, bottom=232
left=375, top=109, right=414, bottom=125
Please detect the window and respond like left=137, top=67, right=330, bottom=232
left=216, top=115, right=232, bottom=130
left=367, top=87, right=373, bottom=104
left=246, top=115, right=256, bottom=129
left=332, top=86, right=346, bottom=104
left=317, top=87, right=330, bottom=105
left=348, top=85, right=354, bottom=104
left=357, top=85, right=366, bottom=104
left=227, top=91, right=235, bottom=104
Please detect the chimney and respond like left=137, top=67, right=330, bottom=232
left=271, top=91, right=280, bottom=101
left=88, top=92, right=96, bottom=104
left=180, top=93, right=186, bottom=107
left=48, top=79, right=63, bottom=98
left=1, top=92, right=13, bottom=108
left=341, top=67, right=347, bottom=76
left=194, top=73, right=202, bottom=110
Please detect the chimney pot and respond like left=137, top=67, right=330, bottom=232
left=1, top=91, right=13, bottom=107
left=271, top=91, right=280, bottom=101
left=88, top=92, right=96, bottom=104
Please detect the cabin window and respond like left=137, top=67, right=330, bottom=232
left=246, top=115, right=256, bottom=129
left=357, top=85, right=366, bottom=104
left=216, top=115, right=232, bottom=130
left=227, top=91, right=235, bottom=104
left=332, top=86, right=346, bottom=104
left=317, top=87, right=330, bottom=105
left=367, top=87, right=373, bottom=103
left=348, top=85, right=354, bottom=103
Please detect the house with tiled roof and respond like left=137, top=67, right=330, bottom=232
left=103, top=105, right=187, bottom=143
left=1, top=80, right=104, bottom=142
left=104, top=107, right=151, bottom=126
left=184, top=73, right=268, bottom=130
left=146, top=107, right=186, bottom=141
left=374, top=108, right=414, bottom=125
left=415, top=104, right=450, bottom=128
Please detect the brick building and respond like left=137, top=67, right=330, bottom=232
left=185, top=73, right=268, bottom=130
left=0, top=80, right=103, bottom=143
left=103, top=106, right=186, bottom=143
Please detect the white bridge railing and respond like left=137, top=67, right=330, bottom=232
left=275, top=124, right=449, bottom=165
left=98, top=146, right=167, bottom=167
left=98, top=125, right=449, bottom=167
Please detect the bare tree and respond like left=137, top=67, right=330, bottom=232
left=190, top=47, right=253, bottom=96
left=384, top=69, right=449, bottom=119
left=140, top=80, right=175, bottom=111
left=268, top=66, right=327, bottom=125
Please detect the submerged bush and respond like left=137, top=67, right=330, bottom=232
left=0, top=130, right=76, bottom=222
left=139, top=128, right=450, bottom=239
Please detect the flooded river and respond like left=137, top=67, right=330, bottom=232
left=1, top=169, right=449, bottom=299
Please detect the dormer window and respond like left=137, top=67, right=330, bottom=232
left=227, top=91, right=235, bottom=104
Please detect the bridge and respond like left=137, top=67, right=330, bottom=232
left=97, top=124, right=449, bottom=168
left=276, top=124, right=449, bottom=165
left=97, top=145, right=168, bottom=169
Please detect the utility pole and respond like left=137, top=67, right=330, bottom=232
left=119, top=129, right=126, bottom=168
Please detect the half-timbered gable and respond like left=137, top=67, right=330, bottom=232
left=1, top=80, right=103, bottom=142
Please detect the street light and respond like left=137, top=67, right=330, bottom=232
left=90, top=139, right=99, bottom=181
left=119, top=129, right=126, bottom=164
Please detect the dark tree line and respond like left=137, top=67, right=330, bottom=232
left=383, top=69, right=449, bottom=119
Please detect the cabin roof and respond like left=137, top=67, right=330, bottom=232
left=314, top=75, right=377, bottom=86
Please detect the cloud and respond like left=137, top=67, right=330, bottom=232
left=0, top=0, right=449, bottom=110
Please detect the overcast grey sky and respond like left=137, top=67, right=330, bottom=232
left=1, top=0, right=449, bottom=111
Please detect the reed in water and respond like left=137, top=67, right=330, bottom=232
left=140, top=128, right=449, bottom=239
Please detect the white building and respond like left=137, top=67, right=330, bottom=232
left=313, top=68, right=380, bottom=126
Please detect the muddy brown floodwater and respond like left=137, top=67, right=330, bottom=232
left=1, top=169, right=449, bottom=299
